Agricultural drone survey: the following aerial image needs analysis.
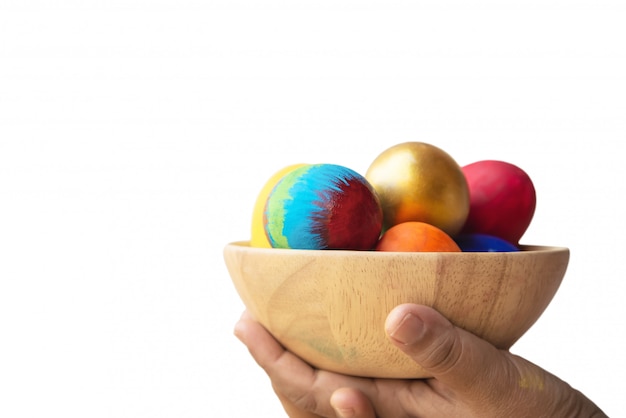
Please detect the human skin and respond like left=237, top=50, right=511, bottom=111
left=234, top=304, right=607, bottom=418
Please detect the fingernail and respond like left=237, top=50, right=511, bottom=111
left=332, top=406, right=354, bottom=418
left=389, top=313, right=424, bottom=345
left=233, top=320, right=245, bottom=342
left=330, top=389, right=356, bottom=418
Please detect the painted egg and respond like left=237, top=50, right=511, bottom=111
left=454, top=233, right=519, bottom=252
left=250, top=163, right=308, bottom=248
left=264, top=164, right=383, bottom=250
left=375, top=221, right=461, bottom=252
left=461, top=160, right=536, bottom=244
left=365, top=142, right=470, bottom=236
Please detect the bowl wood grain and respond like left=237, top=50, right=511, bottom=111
left=224, top=241, right=568, bottom=378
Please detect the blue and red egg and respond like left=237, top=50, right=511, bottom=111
left=264, top=164, right=383, bottom=250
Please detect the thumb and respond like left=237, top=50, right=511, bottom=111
left=385, top=303, right=512, bottom=395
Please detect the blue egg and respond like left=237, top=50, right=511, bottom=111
left=454, top=233, right=519, bottom=252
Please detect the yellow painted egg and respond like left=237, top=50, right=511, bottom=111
left=365, top=142, right=469, bottom=236
left=250, top=163, right=308, bottom=248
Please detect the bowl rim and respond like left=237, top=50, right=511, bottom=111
left=225, top=240, right=569, bottom=256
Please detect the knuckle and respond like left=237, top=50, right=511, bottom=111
left=419, top=330, right=464, bottom=375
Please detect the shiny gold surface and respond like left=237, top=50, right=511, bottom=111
left=365, top=142, right=469, bottom=236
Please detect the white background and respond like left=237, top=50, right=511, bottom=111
left=1, top=1, right=625, bottom=417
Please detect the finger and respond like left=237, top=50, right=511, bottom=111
left=384, top=304, right=515, bottom=398
left=234, top=314, right=318, bottom=397
left=275, top=390, right=324, bottom=418
left=330, top=388, right=377, bottom=418
left=235, top=314, right=380, bottom=416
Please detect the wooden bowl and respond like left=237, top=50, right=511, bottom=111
left=224, top=241, right=569, bottom=378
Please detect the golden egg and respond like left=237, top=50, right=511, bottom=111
left=365, top=142, right=469, bottom=236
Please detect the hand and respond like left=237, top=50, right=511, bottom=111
left=234, top=304, right=606, bottom=418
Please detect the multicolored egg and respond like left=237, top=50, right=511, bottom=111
left=365, top=142, right=470, bottom=236
left=264, top=164, right=383, bottom=250
left=454, top=233, right=519, bottom=252
left=461, top=160, right=536, bottom=244
left=250, top=163, right=307, bottom=248
left=376, top=221, right=461, bottom=252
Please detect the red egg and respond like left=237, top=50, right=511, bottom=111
left=461, top=160, right=536, bottom=244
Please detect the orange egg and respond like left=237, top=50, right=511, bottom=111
left=375, top=221, right=461, bottom=252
